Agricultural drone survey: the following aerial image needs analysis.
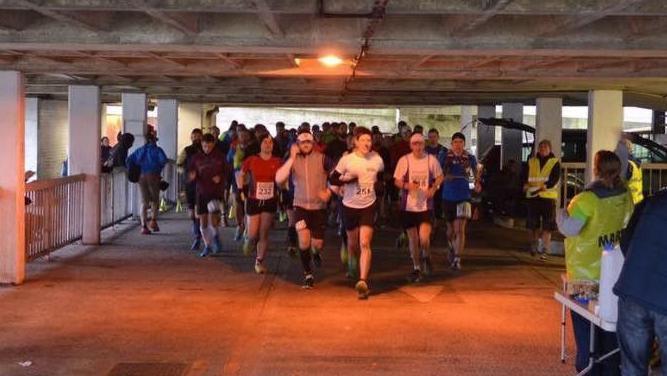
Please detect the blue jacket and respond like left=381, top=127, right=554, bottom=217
left=126, top=143, right=168, bottom=175
left=614, top=189, right=667, bottom=315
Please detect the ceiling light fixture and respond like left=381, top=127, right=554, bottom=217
left=318, top=55, right=343, bottom=67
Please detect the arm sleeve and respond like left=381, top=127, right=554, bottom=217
left=545, top=161, right=561, bottom=189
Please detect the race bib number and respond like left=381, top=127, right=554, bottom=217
left=456, top=202, right=472, bottom=219
left=410, top=173, right=428, bottom=190
left=256, top=182, right=275, bottom=200
left=355, top=183, right=374, bottom=198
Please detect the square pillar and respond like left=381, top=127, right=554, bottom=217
left=477, top=105, right=496, bottom=160
left=122, top=93, right=148, bottom=153
left=586, top=90, right=623, bottom=183
left=68, top=85, right=101, bottom=245
left=502, top=103, right=524, bottom=167
left=535, top=98, right=563, bottom=158
left=157, top=99, right=178, bottom=160
left=0, top=71, right=25, bottom=284
left=25, top=97, right=38, bottom=176
left=122, top=93, right=148, bottom=218
left=460, top=106, right=477, bottom=156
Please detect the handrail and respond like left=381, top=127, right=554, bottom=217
left=26, top=174, right=85, bottom=191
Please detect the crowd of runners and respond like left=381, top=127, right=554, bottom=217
left=175, top=120, right=480, bottom=299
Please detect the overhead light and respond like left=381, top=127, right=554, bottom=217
left=318, top=55, right=343, bottom=67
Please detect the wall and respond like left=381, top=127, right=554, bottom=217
left=38, top=100, right=68, bottom=179
left=216, top=107, right=397, bottom=136
left=25, top=98, right=38, bottom=176
left=399, top=106, right=465, bottom=147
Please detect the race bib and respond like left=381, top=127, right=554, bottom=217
left=256, top=182, right=275, bottom=200
left=410, top=173, right=428, bottom=190
left=355, top=183, right=374, bottom=198
left=456, top=202, right=472, bottom=219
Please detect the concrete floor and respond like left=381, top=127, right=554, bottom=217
left=0, top=212, right=574, bottom=376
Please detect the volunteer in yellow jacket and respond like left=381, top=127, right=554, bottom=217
left=627, top=159, right=643, bottom=204
left=557, top=150, right=634, bottom=374
left=524, top=139, right=560, bottom=261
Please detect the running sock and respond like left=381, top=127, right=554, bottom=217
left=200, top=225, right=213, bottom=246
left=191, top=218, right=201, bottom=238
left=287, top=226, right=298, bottom=247
left=299, top=247, right=312, bottom=274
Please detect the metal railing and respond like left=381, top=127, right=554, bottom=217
left=100, top=168, right=135, bottom=229
left=25, top=174, right=85, bottom=261
left=559, top=162, right=667, bottom=208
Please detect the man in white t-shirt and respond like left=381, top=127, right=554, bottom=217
left=394, top=133, right=444, bottom=282
left=330, top=126, right=384, bottom=299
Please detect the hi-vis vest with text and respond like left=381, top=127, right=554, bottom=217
left=627, top=160, right=644, bottom=204
left=527, top=157, right=559, bottom=200
left=565, top=189, right=634, bottom=281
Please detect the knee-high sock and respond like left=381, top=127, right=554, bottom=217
left=200, top=225, right=213, bottom=247
left=300, top=247, right=312, bottom=274
left=192, top=218, right=201, bottom=238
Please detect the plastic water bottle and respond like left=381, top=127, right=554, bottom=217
left=599, top=242, right=625, bottom=323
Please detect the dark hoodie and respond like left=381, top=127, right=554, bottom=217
left=110, top=133, right=135, bottom=168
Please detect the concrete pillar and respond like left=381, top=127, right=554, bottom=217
left=586, top=90, right=623, bottom=183
left=0, top=71, right=25, bottom=284
left=535, top=98, right=563, bottom=158
left=502, top=103, right=524, bottom=167
left=460, top=106, right=476, bottom=155
left=157, top=99, right=178, bottom=160
left=477, top=105, right=496, bottom=160
left=25, top=97, right=38, bottom=176
left=122, top=93, right=148, bottom=153
left=68, top=85, right=101, bottom=245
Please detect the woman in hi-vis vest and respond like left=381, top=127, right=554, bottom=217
left=524, top=139, right=560, bottom=262
left=557, top=150, right=634, bottom=375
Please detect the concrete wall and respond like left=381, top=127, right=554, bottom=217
left=38, top=100, right=68, bottom=179
left=216, top=107, right=397, bottom=136
left=399, top=106, right=467, bottom=147
left=178, top=102, right=203, bottom=153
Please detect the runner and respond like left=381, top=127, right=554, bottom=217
left=441, top=132, right=480, bottom=271
left=237, top=134, right=282, bottom=274
left=188, top=134, right=229, bottom=257
left=329, top=126, right=384, bottom=299
left=176, top=128, right=203, bottom=250
left=275, top=130, right=333, bottom=288
left=394, top=133, right=444, bottom=282
left=227, top=127, right=250, bottom=241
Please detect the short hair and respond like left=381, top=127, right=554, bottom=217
left=538, top=139, right=552, bottom=150
left=371, top=125, right=380, bottom=134
left=202, top=133, right=215, bottom=143
left=257, top=133, right=273, bottom=145
left=353, top=126, right=372, bottom=139
left=452, top=132, right=466, bottom=142
left=210, top=126, right=220, bottom=134
left=428, top=128, right=439, bottom=135
left=276, top=121, right=285, bottom=128
left=191, top=128, right=203, bottom=135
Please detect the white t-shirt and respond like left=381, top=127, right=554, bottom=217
left=335, top=151, right=384, bottom=209
left=393, top=153, right=443, bottom=212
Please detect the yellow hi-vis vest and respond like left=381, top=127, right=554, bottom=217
left=565, top=188, right=634, bottom=281
left=628, top=160, right=644, bottom=204
left=527, top=156, right=559, bottom=200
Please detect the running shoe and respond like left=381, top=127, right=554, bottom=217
left=313, top=250, right=322, bottom=268
left=149, top=220, right=159, bottom=232
left=199, top=246, right=212, bottom=258
left=213, top=235, right=223, bottom=254
left=234, top=227, right=243, bottom=242
left=539, top=250, right=549, bottom=262
left=421, top=257, right=433, bottom=277
left=255, top=259, right=267, bottom=274
left=302, top=274, right=314, bottom=289
left=355, top=280, right=369, bottom=300
left=190, top=237, right=201, bottom=251
left=407, top=269, right=422, bottom=283
left=450, top=256, right=462, bottom=271
left=141, top=226, right=151, bottom=235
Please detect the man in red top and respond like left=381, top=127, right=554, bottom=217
left=237, top=134, right=282, bottom=274
left=188, top=134, right=230, bottom=257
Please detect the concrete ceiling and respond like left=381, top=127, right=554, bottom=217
left=1, top=0, right=667, bottom=108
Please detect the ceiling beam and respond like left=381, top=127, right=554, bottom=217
left=145, top=52, right=187, bottom=67
left=451, top=0, right=514, bottom=36
left=539, top=0, right=648, bottom=36
left=215, top=53, right=242, bottom=69
left=14, top=0, right=104, bottom=32
left=134, top=1, right=200, bottom=36
left=251, top=0, right=284, bottom=36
